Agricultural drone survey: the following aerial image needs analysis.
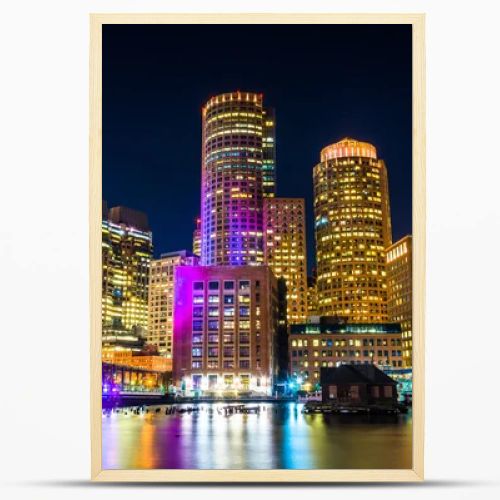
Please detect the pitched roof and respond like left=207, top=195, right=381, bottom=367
left=320, top=364, right=397, bottom=385
left=354, top=364, right=397, bottom=385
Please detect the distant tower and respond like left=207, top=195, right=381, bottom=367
left=386, top=235, right=413, bottom=367
left=192, top=217, right=201, bottom=257
left=200, top=91, right=275, bottom=266
left=148, top=251, right=199, bottom=358
left=313, top=138, right=392, bottom=322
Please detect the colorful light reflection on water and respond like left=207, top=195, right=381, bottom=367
left=102, top=403, right=412, bottom=469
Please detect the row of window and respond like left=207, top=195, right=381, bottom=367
left=193, top=346, right=251, bottom=357
left=193, top=280, right=254, bottom=291
left=193, top=334, right=250, bottom=345
left=293, top=362, right=402, bottom=379
left=193, top=320, right=254, bottom=331
left=292, top=349, right=402, bottom=358
left=193, top=306, right=250, bottom=317
left=192, top=360, right=253, bottom=369
left=291, top=338, right=402, bottom=347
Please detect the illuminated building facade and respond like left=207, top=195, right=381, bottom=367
left=192, top=217, right=201, bottom=257
left=262, top=107, right=276, bottom=197
left=102, top=362, right=169, bottom=399
left=148, top=251, right=199, bottom=359
left=200, top=91, right=275, bottom=266
left=289, top=317, right=403, bottom=386
left=313, top=138, right=392, bottom=322
left=101, top=324, right=146, bottom=354
left=386, top=235, right=413, bottom=367
left=102, top=206, right=153, bottom=331
left=172, top=265, right=279, bottom=395
left=263, top=197, right=308, bottom=323
left=102, top=339, right=172, bottom=394
left=102, top=348, right=172, bottom=373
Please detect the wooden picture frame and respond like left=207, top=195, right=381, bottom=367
left=90, top=13, right=425, bottom=482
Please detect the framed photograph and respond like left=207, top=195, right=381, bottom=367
left=90, top=13, right=425, bottom=482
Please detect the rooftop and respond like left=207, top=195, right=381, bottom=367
left=320, top=137, right=377, bottom=162
left=320, top=364, right=397, bottom=385
left=159, top=250, right=197, bottom=259
left=290, top=321, right=402, bottom=335
left=107, top=206, right=150, bottom=232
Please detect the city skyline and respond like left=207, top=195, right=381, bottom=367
left=99, top=22, right=416, bottom=472
left=102, top=133, right=411, bottom=393
left=103, top=24, right=412, bottom=272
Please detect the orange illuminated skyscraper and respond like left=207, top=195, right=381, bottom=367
left=386, top=235, right=412, bottom=367
left=313, top=138, right=392, bottom=322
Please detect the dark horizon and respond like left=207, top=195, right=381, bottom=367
left=103, top=24, right=412, bottom=273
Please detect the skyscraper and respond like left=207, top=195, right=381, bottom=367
left=263, top=197, right=308, bottom=324
left=313, top=138, right=392, bottom=322
left=102, top=205, right=153, bottom=330
left=200, top=91, right=275, bottom=266
left=148, top=250, right=199, bottom=359
left=386, top=235, right=412, bottom=367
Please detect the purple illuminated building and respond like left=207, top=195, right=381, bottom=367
left=172, top=265, right=279, bottom=395
left=170, top=91, right=282, bottom=395
left=200, top=91, right=276, bottom=266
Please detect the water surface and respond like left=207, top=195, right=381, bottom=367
left=102, top=402, right=412, bottom=469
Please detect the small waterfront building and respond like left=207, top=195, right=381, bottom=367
left=320, top=364, right=397, bottom=405
left=102, top=341, right=172, bottom=375
left=102, top=361, right=169, bottom=397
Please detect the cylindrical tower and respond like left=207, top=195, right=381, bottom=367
left=201, top=91, right=269, bottom=266
left=313, top=137, right=392, bottom=322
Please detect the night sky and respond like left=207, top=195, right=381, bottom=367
left=103, top=24, right=412, bottom=273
